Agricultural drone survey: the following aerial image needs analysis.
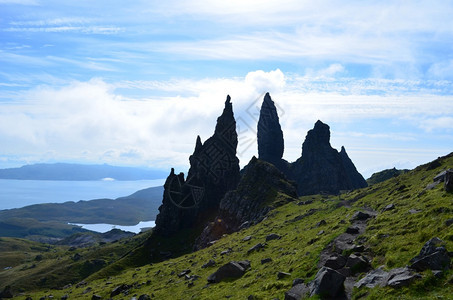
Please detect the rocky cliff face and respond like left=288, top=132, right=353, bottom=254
left=292, top=120, right=367, bottom=195
left=195, top=156, right=297, bottom=248
left=154, top=96, right=241, bottom=236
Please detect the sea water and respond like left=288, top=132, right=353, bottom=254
left=69, top=221, right=156, bottom=234
left=0, top=179, right=165, bottom=210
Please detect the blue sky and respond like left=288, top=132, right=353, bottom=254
left=1, top=0, right=453, bottom=178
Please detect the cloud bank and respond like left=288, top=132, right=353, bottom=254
left=1, top=69, right=452, bottom=177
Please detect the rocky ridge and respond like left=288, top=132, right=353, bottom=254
left=154, top=96, right=240, bottom=236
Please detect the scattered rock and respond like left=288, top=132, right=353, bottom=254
left=445, top=170, right=453, bottom=192
left=297, top=200, right=313, bottom=206
left=317, top=230, right=325, bottom=235
left=61, top=295, right=68, bottom=300
left=207, top=261, right=250, bottom=283
left=261, top=258, right=272, bottom=264
left=345, top=254, right=370, bottom=274
left=76, top=281, right=87, bottom=288
left=446, top=219, right=453, bottom=226
left=201, top=260, right=216, bottom=268
left=382, top=204, right=395, bottom=212
left=91, top=295, right=102, bottom=300
left=284, top=283, right=310, bottom=300
left=242, top=235, right=252, bottom=241
left=351, top=211, right=372, bottom=221
left=354, top=266, right=388, bottom=289
left=315, top=220, right=326, bottom=227
left=409, top=237, right=450, bottom=271
left=277, top=272, right=291, bottom=279
left=110, top=284, right=130, bottom=297
left=266, top=233, right=282, bottom=241
left=426, top=182, right=439, bottom=190
left=292, top=278, right=304, bottom=286
left=247, top=243, right=266, bottom=254
left=324, top=254, right=347, bottom=270
left=385, top=267, right=420, bottom=287
left=177, top=269, right=191, bottom=277
left=409, top=209, right=421, bottom=214
left=309, top=267, right=345, bottom=298
left=432, top=270, right=443, bottom=278
left=346, top=226, right=360, bottom=234
left=220, top=248, right=232, bottom=255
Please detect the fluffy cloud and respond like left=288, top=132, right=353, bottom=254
left=1, top=70, right=452, bottom=177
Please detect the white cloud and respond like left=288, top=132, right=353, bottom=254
left=0, top=0, right=38, bottom=5
left=419, top=117, right=453, bottom=132
left=1, top=70, right=452, bottom=176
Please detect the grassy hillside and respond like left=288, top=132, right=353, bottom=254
left=0, top=231, right=152, bottom=293
left=4, top=153, right=453, bottom=299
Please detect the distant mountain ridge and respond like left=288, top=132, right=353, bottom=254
left=0, top=163, right=168, bottom=181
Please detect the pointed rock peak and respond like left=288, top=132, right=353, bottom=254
left=340, top=146, right=346, bottom=154
left=194, top=135, right=203, bottom=154
left=214, top=95, right=237, bottom=150
left=314, top=120, right=330, bottom=131
left=258, top=93, right=284, bottom=161
left=305, top=120, right=331, bottom=146
left=170, top=167, right=175, bottom=175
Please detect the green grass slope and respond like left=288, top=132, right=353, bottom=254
left=0, top=232, right=152, bottom=293
left=6, top=153, right=453, bottom=299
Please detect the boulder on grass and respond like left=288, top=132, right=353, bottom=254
left=409, top=237, right=450, bottom=271
left=207, top=261, right=251, bottom=283
left=309, top=267, right=345, bottom=298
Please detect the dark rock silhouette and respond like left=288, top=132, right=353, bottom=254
left=257, top=93, right=292, bottom=177
left=292, top=120, right=367, bottom=195
left=258, top=92, right=284, bottom=161
left=195, top=157, right=297, bottom=248
left=154, top=96, right=240, bottom=236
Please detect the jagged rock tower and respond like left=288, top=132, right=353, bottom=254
left=256, top=93, right=366, bottom=196
left=258, top=92, right=284, bottom=161
left=154, top=96, right=241, bottom=236
left=257, top=92, right=292, bottom=177
left=292, top=120, right=367, bottom=195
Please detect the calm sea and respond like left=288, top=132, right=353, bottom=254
left=0, top=179, right=165, bottom=210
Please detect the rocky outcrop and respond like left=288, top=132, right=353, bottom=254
left=195, top=157, right=297, bottom=248
left=154, top=96, right=240, bottom=236
left=292, top=120, right=367, bottom=195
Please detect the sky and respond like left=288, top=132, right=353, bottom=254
left=1, top=0, right=453, bottom=178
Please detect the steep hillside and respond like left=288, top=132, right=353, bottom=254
left=10, top=153, right=452, bottom=299
left=366, top=167, right=409, bottom=185
left=0, top=231, right=152, bottom=293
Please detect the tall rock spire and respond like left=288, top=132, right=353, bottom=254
left=154, top=95, right=240, bottom=236
left=258, top=92, right=284, bottom=162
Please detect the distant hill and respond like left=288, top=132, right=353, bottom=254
left=366, top=167, right=409, bottom=185
left=0, top=163, right=168, bottom=181
left=0, top=185, right=163, bottom=240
